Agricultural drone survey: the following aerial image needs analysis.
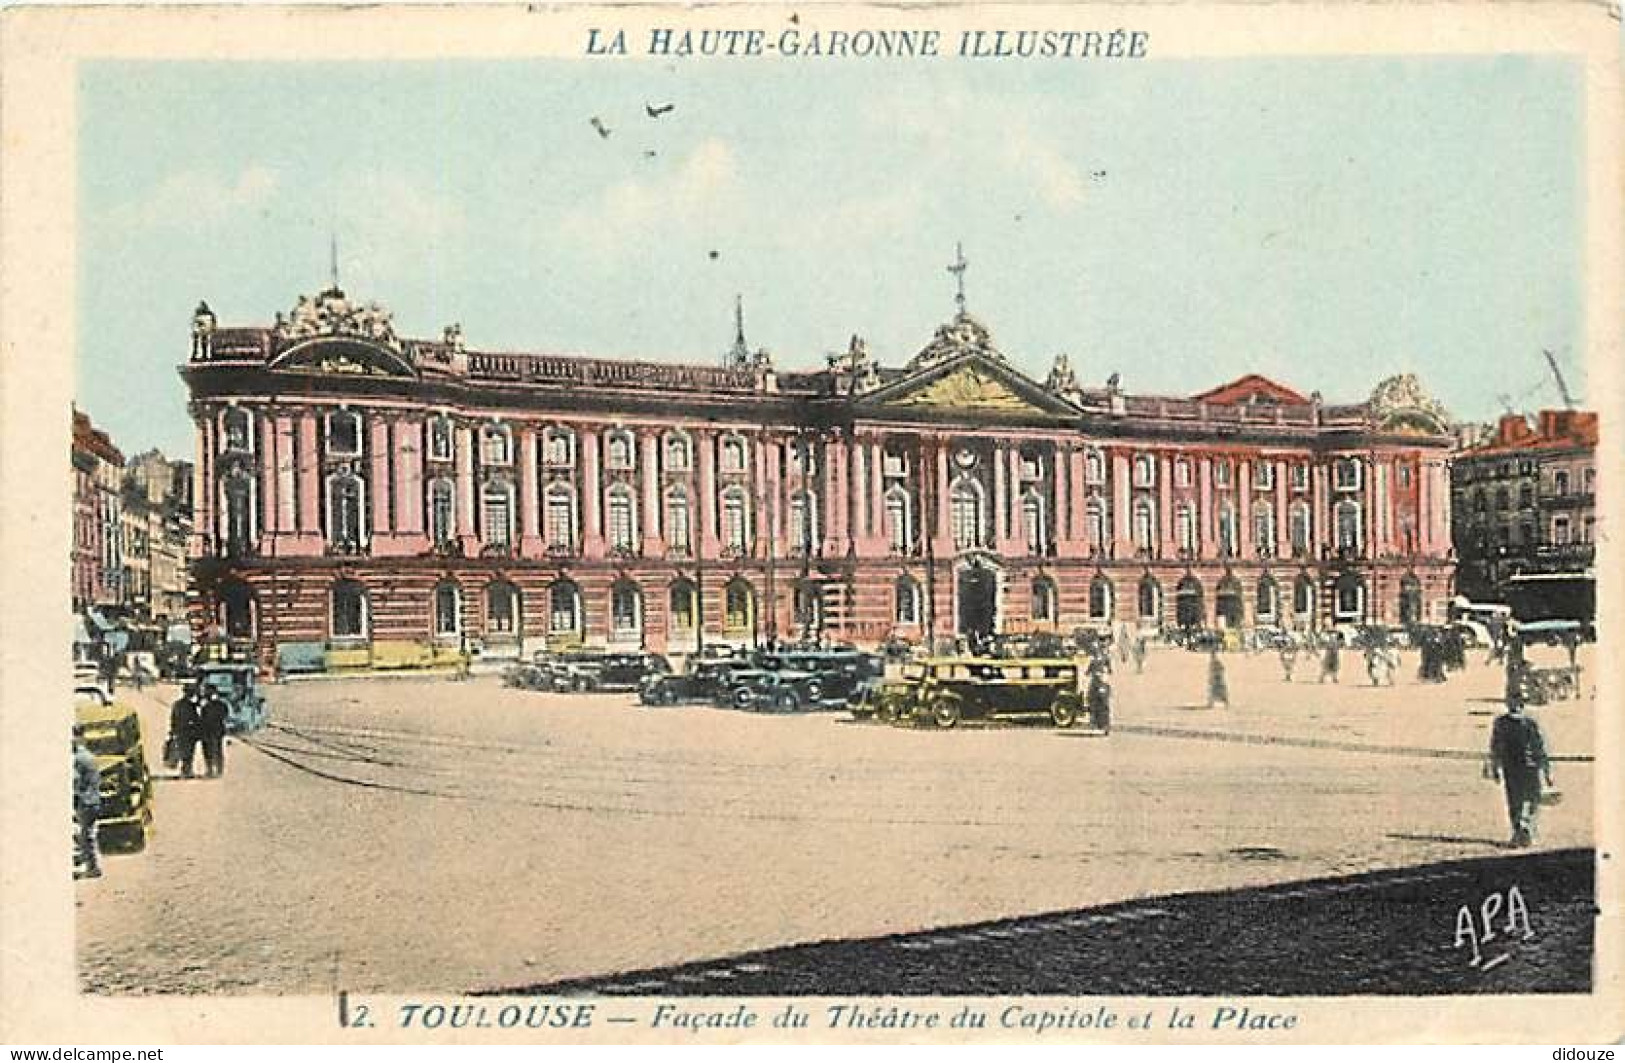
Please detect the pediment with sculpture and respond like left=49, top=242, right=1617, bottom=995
left=267, top=287, right=417, bottom=377
left=1369, top=373, right=1450, bottom=436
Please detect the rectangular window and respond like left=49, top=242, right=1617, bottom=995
left=546, top=494, right=574, bottom=547
left=1213, top=461, right=1232, bottom=489
left=1254, top=461, right=1274, bottom=489
left=484, top=491, right=512, bottom=547
left=1335, top=458, right=1361, bottom=491
left=1291, top=463, right=1309, bottom=490
left=328, top=412, right=362, bottom=457
left=1174, top=459, right=1192, bottom=488
left=666, top=498, right=691, bottom=553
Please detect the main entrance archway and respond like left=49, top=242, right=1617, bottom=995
left=1215, top=574, right=1244, bottom=629
left=957, top=564, right=998, bottom=646
left=1175, top=575, right=1204, bottom=630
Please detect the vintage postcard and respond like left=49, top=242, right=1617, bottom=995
left=0, top=0, right=1621, bottom=1046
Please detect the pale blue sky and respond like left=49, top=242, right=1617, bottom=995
left=79, top=56, right=1584, bottom=457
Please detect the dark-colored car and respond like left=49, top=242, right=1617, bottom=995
left=751, top=648, right=882, bottom=708
left=554, top=651, right=669, bottom=692
left=717, top=667, right=824, bottom=712
left=639, top=658, right=753, bottom=706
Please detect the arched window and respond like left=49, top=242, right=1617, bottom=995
left=1085, top=449, right=1105, bottom=484
left=222, top=407, right=253, bottom=453
left=1289, top=501, right=1311, bottom=554
left=884, top=487, right=912, bottom=553
left=1022, top=490, right=1046, bottom=555
left=1138, top=576, right=1161, bottom=621
left=480, top=423, right=512, bottom=466
left=429, top=478, right=456, bottom=545
left=220, top=580, right=255, bottom=639
left=482, top=480, right=515, bottom=547
left=428, top=416, right=454, bottom=461
left=330, top=580, right=368, bottom=640
left=788, top=490, right=818, bottom=555
left=548, top=581, right=581, bottom=634
left=720, top=434, right=748, bottom=474
left=487, top=581, right=520, bottom=635
left=1335, top=500, right=1362, bottom=551
left=1217, top=503, right=1237, bottom=557
left=545, top=484, right=576, bottom=549
left=1253, top=501, right=1275, bottom=555
left=724, top=580, right=755, bottom=634
left=668, top=580, right=696, bottom=632
left=951, top=477, right=984, bottom=549
left=1293, top=574, right=1316, bottom=620
left=1256, top=576, right=1278, bottom=621
left=1086, top=498, right=1106, bottom=551
left=222, top=471, right=255, bottom=554
left=605, top=429, right=636, bottom=471
left=610, top=581, right=642, bottom=636
left=1334, top=573, right=1364, bottom=621
left=1175, top=502, right=1196, bottom=553
left=543, top=426, right=575, bottom=467
left=606, top=485, right=638, bottom=552
left=327, top=472, right=366, bottom=549
left=1132, top=498, right=1154, bottom=549
left=663, top=430, right=692, bottom=472
left=719, top=487, right=750, bottom=552
left=894, top=576, right=921, bottom=625
left=664, top=486, right=692, bottom=555
left=327, top=410, right=362, bottom=457
left=432, top=581, right=461, bottom=637
left=1089, top=575, right=1112, bottom=622
left=1033, top=577, right=1059, bottom=622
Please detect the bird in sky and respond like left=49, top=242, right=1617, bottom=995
left=589, top=116, right=612, bottom=138
left=708, top=250, right=721, bottom=261
left=646, top=102, right=676, bottom=118
left=643, top=149, right=658, bottom=159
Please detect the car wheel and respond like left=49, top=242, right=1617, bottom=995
left=776, top=691, right=801, bottom=713
left=1050, top=695, right=1080, bottom=728
left=931, top=696, right=961, bottom=729
left=731, top=687, right=755, bottom=710
left=875, top=695, right=899, bottom=724
left=805, top=680, right=824, bottom=704
left=660, top=686, right=679, bottom=706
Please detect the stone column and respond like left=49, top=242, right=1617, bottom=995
left=519, top=424, right=542, bottom=554
left=1274, top=462, right=1289, bottom=558
left=1158, top=453, right=1176, bottom=559
left=641, top=431, right=662, bottom=555
left=1237, top=459, right=1252, bottom=558
left=868, top=437, right=884, bottom=550
left=1311, top=461, right=1328, bottom=558
left=992, top=441, right=1010, bottom=554
left=1112, top=451, right=1132, bottom=558
left=1066, top=448, right=1087, bottom=558
left=934, top=437, right=953, bottom=555
left=1196, top=457, right=1213, bottom=559
left=698, top=429, right=719, bottom=554
left=298, top=412, right=321, bottom=539
left=582, top=429, right=603, bottom=552
left=1053, top=444, right=1070, bottom=557
left=369, top=418, right=392, bottom=542
left=256, top=412, right=277, bottom=544
left=276, top=416, right=297, bottom=535
left=826, top=434, right=846, bottom=554
left=455, top=424, right=476, bottom=551
left=765, top=435, right=783, bottom=548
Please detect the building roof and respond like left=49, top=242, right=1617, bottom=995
left=71, top=408, right=124, bottom=465
left=1463, top=410, right=1597, bottom=458
left=1191, top=374, right=1311, bottom=406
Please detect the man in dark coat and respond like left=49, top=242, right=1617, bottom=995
left=1318, top=637, right=1341, bottom=684
left=167, top=685, right=201, bottom=778
left=1489, top=698, right=1552, bottom=848
left=198, top=687, right=230, bottom=778
left=1206, top=651, right=1229, bottom=708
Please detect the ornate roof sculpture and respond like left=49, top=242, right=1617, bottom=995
left=906, top=311, right=1007, bottom=372
left=274, top=286, right=401, bottom=351
left=1045, top=352, right=1079, bottom=395
left=1368, top=373, right=1451, bottom=436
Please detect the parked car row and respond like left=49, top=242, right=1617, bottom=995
left=505, top=651, right=673, bottom=693
left=640, top=648, right=883, bottom=713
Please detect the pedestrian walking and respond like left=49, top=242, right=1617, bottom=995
left=1319, top=637, right=1341, bottom=684
left=167, top=685, right=201, bottom=778
left=1487, top=696, right=1552, bottom=848
left=1279, top=642, right=1299, bottom=682
left=73, top=725, right=102, bottom=879
left=1206, top=651, right=1229, bottom=708
left=198, top=687, right=229, bottom=778
left=1131, top=636, right=1147, bottom=675
left=1087, top=665, right=1112, bottom=733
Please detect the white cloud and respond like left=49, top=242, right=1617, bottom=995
left=339, top=172, right=467, bottom=245
left=1009, top=132, right=1087, bottom=211
left=559, top=137, right=741, bottom=252
left=108, top=165, right=279, bottom=231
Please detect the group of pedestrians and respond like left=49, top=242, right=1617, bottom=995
left=166, top=681, right=230, bottom=778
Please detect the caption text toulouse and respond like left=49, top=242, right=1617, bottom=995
left=586, top=27, right=1150, bottom=60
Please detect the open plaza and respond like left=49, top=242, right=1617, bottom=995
left=76, top=642, right=1593, bottom=995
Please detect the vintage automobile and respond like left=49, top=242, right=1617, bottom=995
left=716, top=666, right=826, bottom=712
left=638, top=658, right=755, bottom=706
left=750, top=648, right=882, bottom=708
left=852, top=662, right=928, bottom=722
left=195, top=661, right=269, bottom=735
left=74, top=691, right=155, bottom=853
left=886, top=657, right=1086, bottom=729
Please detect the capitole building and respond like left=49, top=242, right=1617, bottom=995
left=181, top=271, right=1457, bottom=669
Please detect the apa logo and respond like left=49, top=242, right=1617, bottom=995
left=1453, top=884, right=1534, bottom=970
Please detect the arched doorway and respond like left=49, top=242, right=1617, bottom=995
left=1399, top=574, right=1423, bottom=628
left=1175, top=575, right=1204, bottom=630
left=957, top=564, right=998, bottom=646
left=1138, top=575, right=1162, bottom=625
left=1293, top=573, right=1317, bottom=629
left=219, top=580, right=256, bottom=640
left=1215, top=574, right=1244, bottom=629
